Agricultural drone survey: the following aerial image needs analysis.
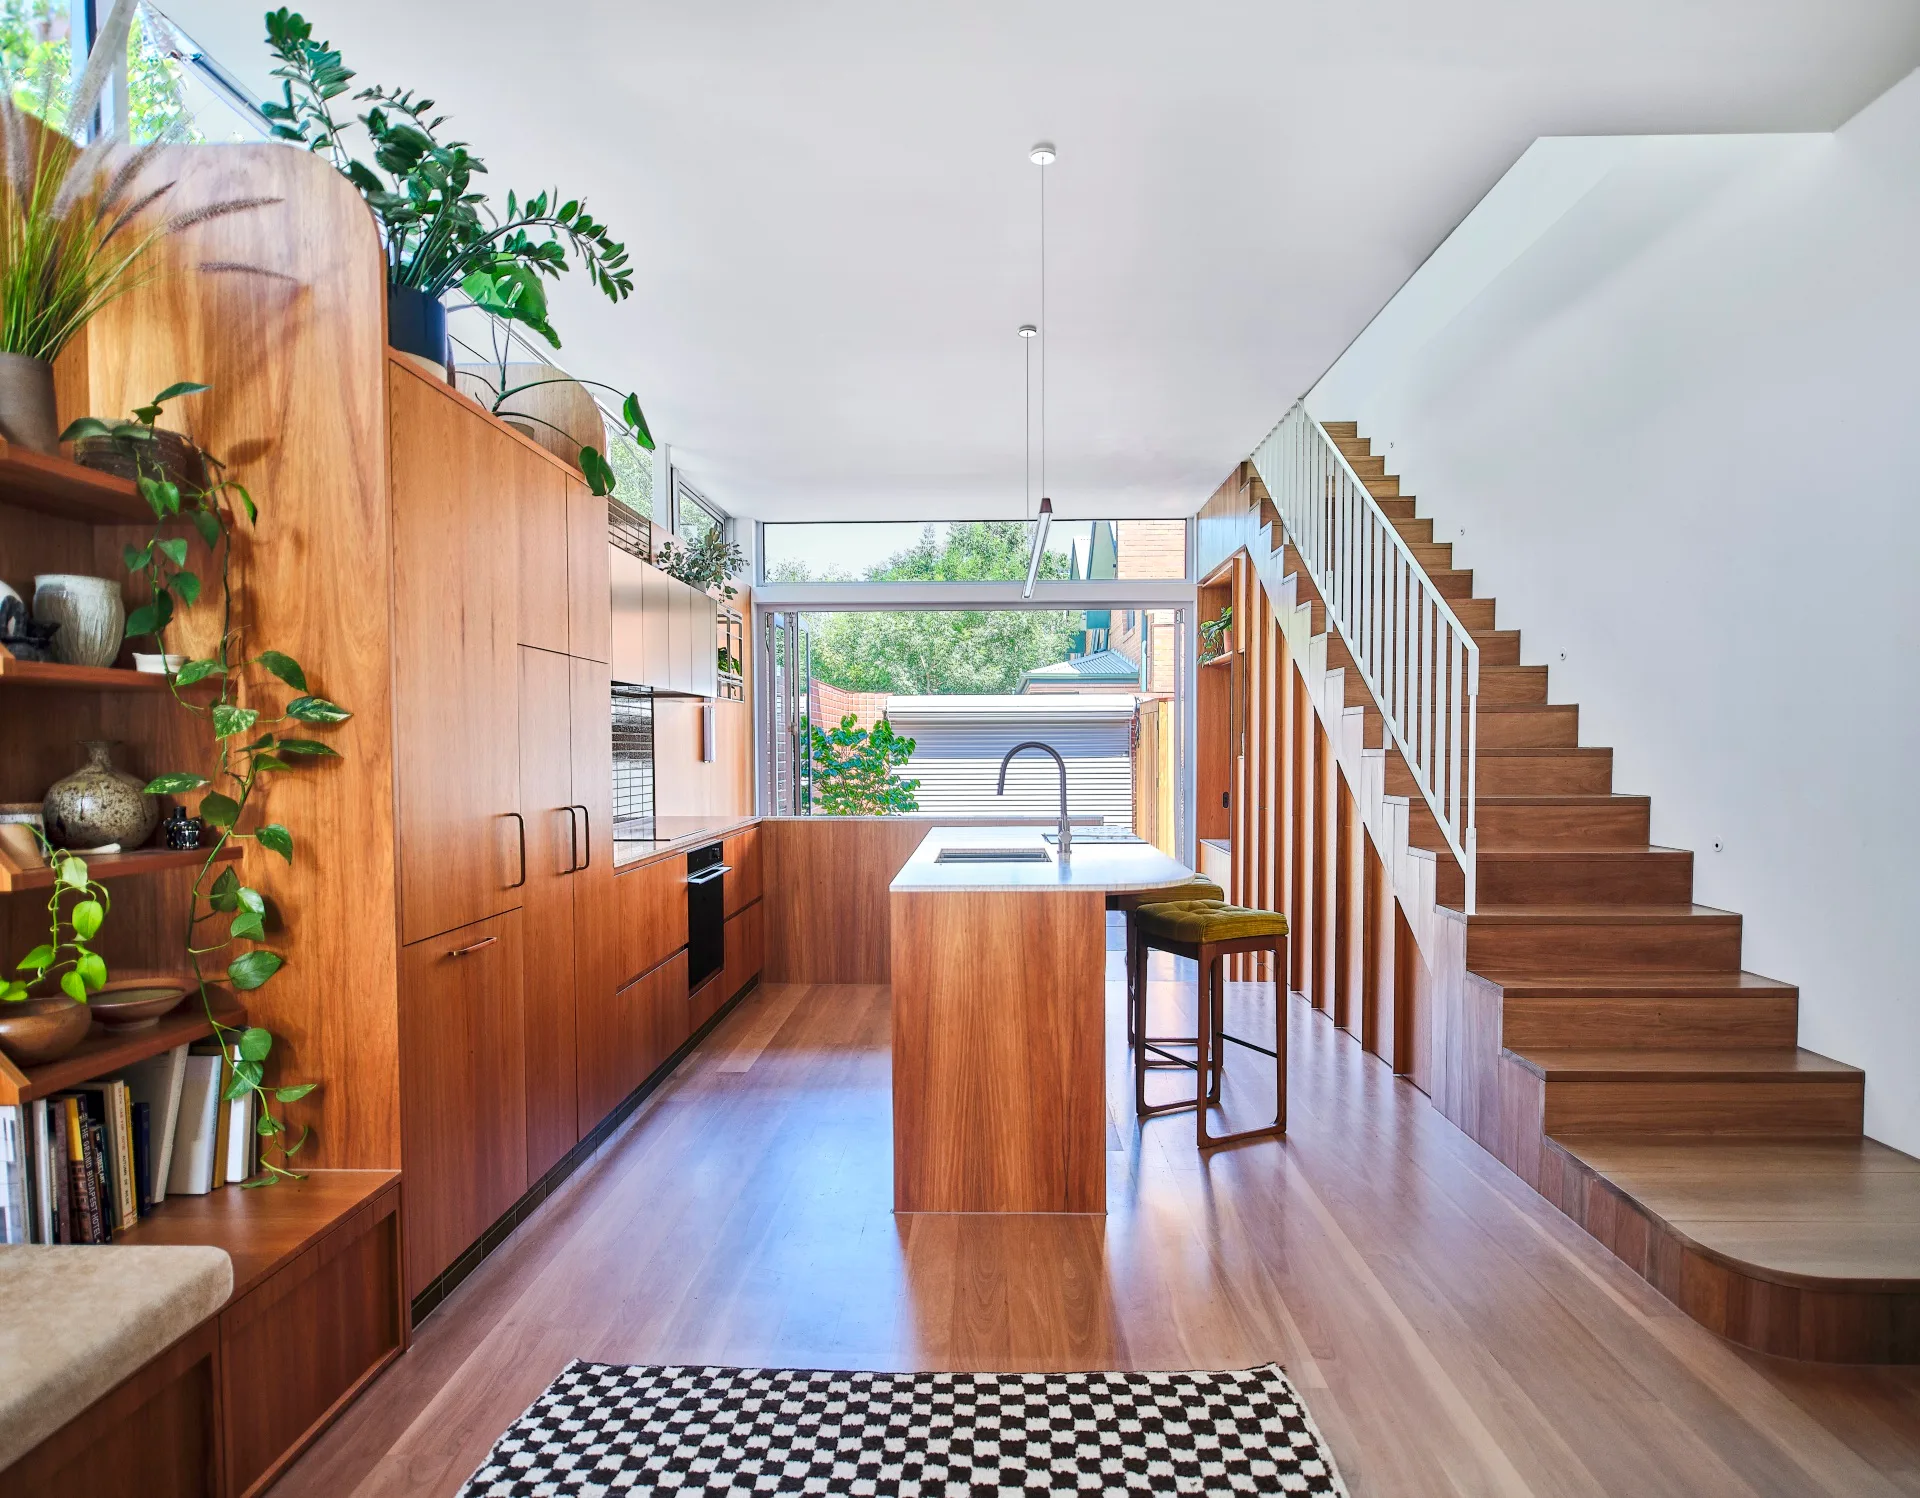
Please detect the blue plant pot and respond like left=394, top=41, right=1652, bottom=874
left=387, top=283, right=447, bottom=365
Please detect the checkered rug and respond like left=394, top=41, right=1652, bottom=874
left=461, top=1362, right=1347, bottom=1495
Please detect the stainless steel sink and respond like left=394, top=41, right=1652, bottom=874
left=934, top=848, right=1051, bottom=864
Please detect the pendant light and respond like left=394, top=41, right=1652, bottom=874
left=1023, top=142, right=1055, bottom=599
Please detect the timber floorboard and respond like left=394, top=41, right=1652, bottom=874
left=269, top=927, right=1920, bottom=1498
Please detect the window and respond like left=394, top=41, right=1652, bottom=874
left=761, top=518, right=1188, bottom=584
left=674, top=474, right=725, bottom=546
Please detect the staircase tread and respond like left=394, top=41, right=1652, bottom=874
left=1477, top=747, right=1611, bottom=756
left=1475, top=970, right=1795, bottom=996
left=1468, top=903, right=1738, bottom=923
left=1478, top=793, right=1649, bottom=805
left=1547, top=1136, right=1920, bottom=1289
left=1474, top=845, right=1688, bottom=859
left=1510, top=1046, right=1862, bottom=1081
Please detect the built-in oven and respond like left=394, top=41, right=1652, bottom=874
left=686, top=842, right=729, bottom=990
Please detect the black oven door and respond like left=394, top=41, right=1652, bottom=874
left=686, top=844, right=729, bottom=990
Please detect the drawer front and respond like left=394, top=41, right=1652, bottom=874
left=618, top=854, right=686, bottom=984
left=723, top=825, right=761, bottom=918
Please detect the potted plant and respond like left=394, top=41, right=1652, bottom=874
left=0, top=839, right=112, bottom=1067
left=59, top=380, right=211, bottom=490
left=0, top=90, right=269, bottom=452
left=261, top=9, right=632, bottom=366
left=654, top=528, right=747, bottom=600
left=1199, top=604, right=1233, bottom=661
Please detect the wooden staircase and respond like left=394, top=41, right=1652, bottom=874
left=1252, top=421, right=1920, bottom=1362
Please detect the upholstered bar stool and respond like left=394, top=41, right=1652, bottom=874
left=1131, top=899, right=1289, bottom=1148
left=1108, top=878, right=1222, bottom=1046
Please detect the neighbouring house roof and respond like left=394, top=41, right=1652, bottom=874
left=1016, top=648, right=1141, bottom=693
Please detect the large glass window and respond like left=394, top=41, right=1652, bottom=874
left=763, top=518, right=1186, bottom=584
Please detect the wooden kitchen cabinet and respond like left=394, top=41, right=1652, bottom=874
left=666, top=573, right=692, bottom=692
left=619, top=854, right=686, bottom=986
left=399, top=910, right=529, bottom=1297
left=518, top=646, right=579, bottom=1182
left=516, top=443, right=571, bottom=655
left=724, top=826, right=761, bottom=917
left=641, top=563, right=674, bottom=687
left=391, top=363, right=525, bottom=945
left=570, top=656, right=621, bottom=1140
left=640, top=951, right=692, bottom=1076
left=704, top=898, right=763, bottom=1028
left=567, top=480, right=610, bottom=662
left=689, top=586, right=719, bottom=697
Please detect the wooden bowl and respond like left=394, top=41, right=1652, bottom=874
left=0, top=995, right=93, bottom=1065
left=88, top=973, right=193, bottom=1030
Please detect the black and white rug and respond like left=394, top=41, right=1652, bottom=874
left=461, top=1362, right=1348, bottom=1495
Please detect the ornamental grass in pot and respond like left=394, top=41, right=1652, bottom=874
left=0, top=38, right=273, bottom=454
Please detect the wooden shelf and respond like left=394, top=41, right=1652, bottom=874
left=0, top=440, right=147, bottom=524
left=112, top=1169, right=401, bottom=1301
left=0, top=654, right=175, bottom=691
left=1201, top=651, right=1236, bottom=668
left=0, top=1000, right=240, bottom=1105
left=0, top=843, right=242, bottom=893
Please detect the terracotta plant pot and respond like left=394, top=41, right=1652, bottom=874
left=0, top=994, right=92, bottom=1066
left=0, top=352, right=59, bottom=454
left=71, top=428, right=209, bottom=494
left=89, top=972, right=192, bottom=1030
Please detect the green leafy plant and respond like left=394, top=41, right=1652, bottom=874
left=450, top=332, right=654, bottom=497
left=654, top=528, right=746, bottom=600
left=1199, top=604, right=1233, bottom=661
left=717, top=647, right=741, bottom=677
left=809, top=713, right=920, bottom=816
left=260, top=8, right=630, bottom=346
left=3, top=837, right=110, bottom=1005
left=59, top=379, right=208, bottom=446
left=97, top=382, right=348, bottom=1185
left=0, top=94, right=270, bottom=360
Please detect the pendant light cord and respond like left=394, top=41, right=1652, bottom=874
left=1024, top=335, right=1032, bottom=520
left=1039, top=158, right=1047, bottom=502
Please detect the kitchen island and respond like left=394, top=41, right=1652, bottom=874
left=890, top=825, right=1194, bottom=1213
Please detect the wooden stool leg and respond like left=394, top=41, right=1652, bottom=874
left=1276, top=935, right=1288, bottom=1135
left=1125, top=910, right=1141, bottom=1046
left=1208, top=957, right=1225, bottom=1104
left=1194, top=946, right=1216, bottom=1149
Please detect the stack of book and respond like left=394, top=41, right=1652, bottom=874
left=0, top=1041, right=257, bottom=1244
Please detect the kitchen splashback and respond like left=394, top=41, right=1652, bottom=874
left=612, top=686, right=655, bottom=825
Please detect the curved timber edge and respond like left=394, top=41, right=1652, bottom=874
left=1541, top=1135, right=1920, bottom=1363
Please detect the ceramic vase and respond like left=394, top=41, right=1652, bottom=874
left=32, top=574, right=124, bottom=668
left=43, top=740, right=157, bottom=850
left=0, top=352, right=59, bottom=454
left=0, top=995, right=92, bottom=1066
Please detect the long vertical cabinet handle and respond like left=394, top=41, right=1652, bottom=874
left=507, top=812, right=527, bottom=889
left=572, top=805, right=591, bottom=869
left=563, top=806, right=581, bottom=874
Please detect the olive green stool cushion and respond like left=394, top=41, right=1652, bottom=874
left=1136, top=899, right=1290, bottom=945
left=1144, top=878, right=1225, bottom=907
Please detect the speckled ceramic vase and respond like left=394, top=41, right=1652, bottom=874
left=43, top=741, right=156, bottom=850
left=32, top=574, right=124, bottom=668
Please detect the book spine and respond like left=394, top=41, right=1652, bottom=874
left=112, top=1081, right=135, bottom=1231
left=131, top=1101, right=152, bottom=1217
left=51, top=1098, right=69, bottom=1243
left=62, top=1098, right=100, bottom=1244
left=87, top=1116, right=109, bottom=1243
left=29, top=1099, right=52, bottom=1244
left=0, top=1105, right=23, bottom=1245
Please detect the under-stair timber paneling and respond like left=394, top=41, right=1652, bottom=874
left=1195, top=432, right=1919, bottom=1363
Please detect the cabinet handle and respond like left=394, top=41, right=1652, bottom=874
left=507, top=812, right=527, bottom=889
left=572, top=804, right=591, bottom=869
left=449, top=934, right=498, bottom=957
left=563, top=805, right=581, bottom=874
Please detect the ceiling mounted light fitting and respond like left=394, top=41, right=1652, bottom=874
left=1023, top=140, right=1056, bottom=599
left=1024, top=496, right=1054, bottom=598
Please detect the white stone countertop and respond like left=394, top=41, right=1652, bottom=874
left=0, top=1244, right=232, bottom=1470
left=890, top=824, right=1195, bottom=894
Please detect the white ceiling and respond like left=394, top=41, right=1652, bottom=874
left=170, top=1, right=1920, bottom=521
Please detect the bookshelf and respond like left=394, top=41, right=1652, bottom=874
left=0, top=438, right=145, bottom=524
left=0, top=841, right=242, bottom=893
left=0, top=654, right=179, bottom=689
left=0, top=999, right=238, bottom=1105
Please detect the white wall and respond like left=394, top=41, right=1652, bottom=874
left=1309, top=70, right=1920, bottom=1156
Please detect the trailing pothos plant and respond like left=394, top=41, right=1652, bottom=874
left=104, top=382, right=350, bottom=1185
left=2, top=838, right=112, bottom=1006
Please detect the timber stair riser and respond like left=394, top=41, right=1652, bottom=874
left=1477, top=704, right=1580, bottom=747
left=1501, top=993, right=1800, bottom=1050
left=1442, top=848, right=1694, bottom=907
left=1544, top=1082, right=1864, bottom=1138
left=1466, top=910, right=1744, bottom=974
left=1475, top=795, right=1652, bottom=848
left=1476, top=748, right=1615, bottom=795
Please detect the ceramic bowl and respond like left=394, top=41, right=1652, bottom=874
left=88, top=973, right=192, bottom=1030
left=132, top=653, right=188, bottom=674
left=0, top=995, right=93, bottom=1065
